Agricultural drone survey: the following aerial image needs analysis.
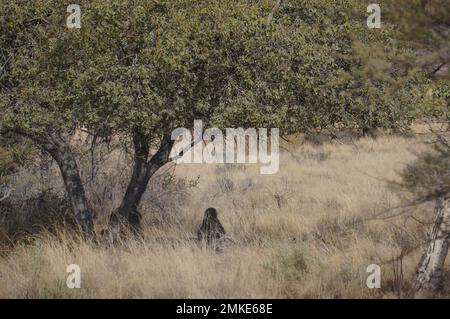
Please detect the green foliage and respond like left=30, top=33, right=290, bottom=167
left=387, top=0, right=450, bottom=201
left=0, top=135, right=36, bottom=180
left=39, top=279, right=89, bottom=299
left=384, top=0, right=449, bottom=65
left=381, top=0, right=450, bottom=121
left=400, top=137, right=450, bottom=202
left=0, top=0, right=433, bottom=143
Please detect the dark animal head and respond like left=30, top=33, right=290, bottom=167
left=204, top=207, right=218, bottom=219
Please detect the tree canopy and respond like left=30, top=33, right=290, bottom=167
left=1, top=0, right=433, bottom=137
left=0, top=0, right=442, bottom=231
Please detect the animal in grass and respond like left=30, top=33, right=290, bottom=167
left=197, top=207, right=226, bottom=246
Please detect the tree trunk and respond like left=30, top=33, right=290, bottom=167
left=413, top=196, right=450, bottom=298
left=110, top=132, right=174, bottom=234
left=43, top=133, right=94, bottom=235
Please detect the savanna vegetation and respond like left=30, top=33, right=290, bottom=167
left=0, top=0, right=449, bottom=298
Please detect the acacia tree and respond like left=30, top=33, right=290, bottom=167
left=379, top=0, right=450, bottom=298
left=1, top=0, right=426, bottom=235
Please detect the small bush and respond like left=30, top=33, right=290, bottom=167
left=39, top=279, right=89, bottom=299
left=0, top=190, right=74, bottom=244
left=266, top=246, right=310, bottom=297
left=400, top=135, right=450, bottom=201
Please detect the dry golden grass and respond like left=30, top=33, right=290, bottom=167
left=1, top=133, right=448, bottom=298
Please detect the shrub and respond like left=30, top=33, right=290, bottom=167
left=400, top=135, right=450, bottom=201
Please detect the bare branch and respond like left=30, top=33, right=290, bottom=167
left=169, top=138, right=204, bottom=162
left=0, top=187, right=13, bottom=202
